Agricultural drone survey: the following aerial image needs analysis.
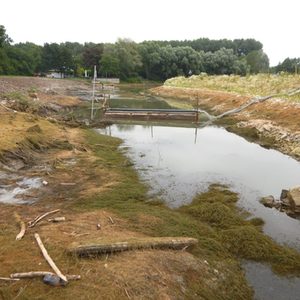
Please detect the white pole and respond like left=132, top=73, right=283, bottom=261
left=91, top=65, right=97, bottom=120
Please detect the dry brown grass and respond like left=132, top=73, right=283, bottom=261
left=0, top=206, right=220, bottom=300
left=0, top=111, right=65, bottom=152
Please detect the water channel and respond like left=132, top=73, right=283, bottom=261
left=97, top=86, right=300, bottom=300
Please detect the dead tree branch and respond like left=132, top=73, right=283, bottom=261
left=14, top=213, right=26, bottom=240
left=28, top=209, right=60, bottom=228
left=10, top=272, right=80, bottom=280
left=34, top=233, right=68, bottom=283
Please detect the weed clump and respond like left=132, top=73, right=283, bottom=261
left=181, top=185, right=300, bottom=276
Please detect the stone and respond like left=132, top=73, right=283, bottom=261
left=260, top=195, right=276, bottom=208
left=280, top=189, right=288, bottom=201
left=43, top=274, right=66, bottom=286
left=287, top=186, right=300, bottom=212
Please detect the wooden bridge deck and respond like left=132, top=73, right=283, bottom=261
left=104, top=108, right=198, bottom=121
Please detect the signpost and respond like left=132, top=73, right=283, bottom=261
left=91, top=65, right=97, bottom=120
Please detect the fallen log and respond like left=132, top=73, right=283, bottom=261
left=68, top=237, right=198, bottom=257
left=28, top=209, right=60, bottom=228
left=34, top=233, right=68, bottom=284
left=10, top=272, right=80, bottom=281
left=14, top=212, right=26, bottom=240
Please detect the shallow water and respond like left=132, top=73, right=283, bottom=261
left=0, top=174, right=41, bottom=204
left=243, top=261, right=300, bottom=300
left=97, top=124, right=300, bottom=249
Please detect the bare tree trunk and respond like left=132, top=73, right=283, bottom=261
left=68, top=237, right=198, bottom=256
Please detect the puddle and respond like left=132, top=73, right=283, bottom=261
left=0, top=175, right=42, bottom=204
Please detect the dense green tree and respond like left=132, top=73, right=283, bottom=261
left=0, top=26, right=270, bottom=79
left=138, top=41, right=163, bottom=79
left=0, top=25, right=12, bottom=47
left=114, top=39, right=142, bottom=79
left=0, top=48, right=11, bottom=74
left=203, top=48, right=248, bottom=75
left=173, top=46, right=204, bottom=76
left=233, top=39, right=263, bottom=56
left=275, top=57, right=300, bottom=73
left=100, top=44, right=120, bottom=77
left=41, top=43, right=74, bottom=74
left=246, top=50, right=269, bottom=73
left=82, top=43, right=103, bottom=72
left=14, top=43, right=42, bottom=74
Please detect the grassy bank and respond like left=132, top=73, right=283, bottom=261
left=74, top=130, right=300, bottom=296
left=165, top=73, right=300, bottom=102
left=81, top=131, right=300, bottom=275
left=1, top=76, right=300, bottom=298
left=2, top=125, right=300, bottom=299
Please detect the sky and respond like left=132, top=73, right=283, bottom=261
left=1, top=0, right=299, bottom=66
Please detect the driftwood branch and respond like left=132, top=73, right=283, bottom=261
left=0, top=277, right=20, bottom=281
left=28, top=209, right=60, bottom=228
left=68, top=237, right=198, bottom=256
left=10, top=272, right=80, bottom=281
left=34, top=233, right=68, bottom=283
left=14, top=213, right=26, bottom=240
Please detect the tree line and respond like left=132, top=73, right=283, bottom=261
left=0, top=25, right=297, bottom=81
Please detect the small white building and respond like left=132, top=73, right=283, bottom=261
left=46, top=71, right=65, bottom=79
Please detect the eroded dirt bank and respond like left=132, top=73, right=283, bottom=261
left=151, top=85, right=300, bottom=160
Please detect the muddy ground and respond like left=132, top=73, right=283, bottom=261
left=151, top=86, right=300, bottom=160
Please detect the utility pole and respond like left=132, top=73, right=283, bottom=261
left=91, top=65, right=97, bottom=120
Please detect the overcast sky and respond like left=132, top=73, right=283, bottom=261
left=1, top=0, right=299, bottom=66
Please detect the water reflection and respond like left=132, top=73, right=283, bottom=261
left=243, top=261, right=300, bottom=300
left=97, top=124, right=300, bottom=250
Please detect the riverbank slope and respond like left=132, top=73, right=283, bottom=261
left=151, top=74, right=300, bottom=160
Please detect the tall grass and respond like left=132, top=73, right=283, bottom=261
left=165, top=73, right=300, bottom=101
